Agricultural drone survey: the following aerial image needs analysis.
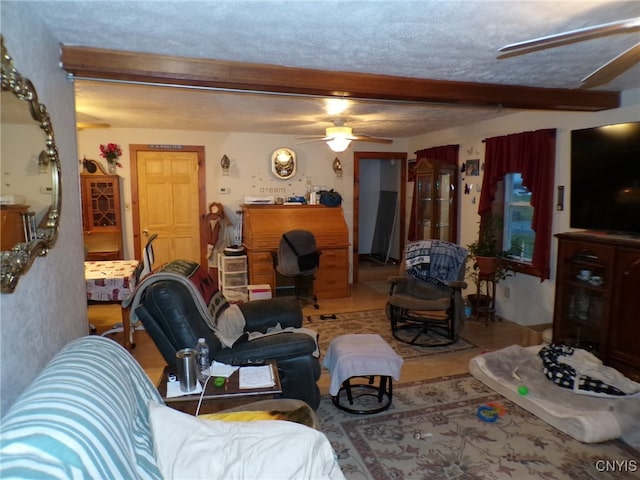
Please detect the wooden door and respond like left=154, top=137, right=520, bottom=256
left=130, top=145, right=206, bottom=267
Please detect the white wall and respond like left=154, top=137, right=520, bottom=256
left=1, top=3, right=88, bottom=416
left=408, top=88, right=640, bottom=326
left=358, top=160, right=381, bottom=253
left=1, top=124, right=53, bottom=224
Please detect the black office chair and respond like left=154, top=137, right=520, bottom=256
left=274, top=230, right=320, bottom=309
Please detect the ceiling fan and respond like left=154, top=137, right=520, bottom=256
left=76, top=112, right=111, bottom=130
left=298, top=119, right=393, bottom=152
left=498, top=17, right=640, bottom=88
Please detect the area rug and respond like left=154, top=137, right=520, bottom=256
left=317, top=374, right=639, bottom=480
left=306, top=310, right=478, bottom=362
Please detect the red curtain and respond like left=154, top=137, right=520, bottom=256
left=479, top=129, right=556, bottom=280
left=408, top=145, right=459, bottom=241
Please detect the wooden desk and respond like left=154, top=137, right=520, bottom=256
left=84, top=260, right=138, bottom=349
left=158, top=360, right=282, bottom=415
left=242, top=204, right=350, bottom=298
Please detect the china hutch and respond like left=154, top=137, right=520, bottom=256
left=411, top=157, right=458, bottom=242
left=553, top=232, right=640, bottom=381
left=80, top=162, right=123, bottom=260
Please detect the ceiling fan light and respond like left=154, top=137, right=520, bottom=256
left=326, top=126, right=352, bottom=152
left=326, top=137, right=351, bottom=152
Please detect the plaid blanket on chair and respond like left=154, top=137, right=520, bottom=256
left=124, top=259, right=229, bottom=330
left=405, top=240, right=467, bottom=284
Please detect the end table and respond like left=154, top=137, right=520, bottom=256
left=157, top=359, right=282, bottom=415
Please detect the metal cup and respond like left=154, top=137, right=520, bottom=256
left=175, top=348, right=198, bottom=392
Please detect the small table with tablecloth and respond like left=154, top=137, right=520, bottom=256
left=84, top=260, right=138, bottom=348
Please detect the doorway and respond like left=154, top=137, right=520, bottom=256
left=353, top=151, right=407, bottom=284
left=130, top=145, right=207, bottom=266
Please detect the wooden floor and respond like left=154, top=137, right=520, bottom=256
left=88, top=262, right=531, bottom=395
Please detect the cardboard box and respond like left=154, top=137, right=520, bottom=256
left=522, top=323, right=553, bottom=347
left=248, top=284, right=272, bottom=301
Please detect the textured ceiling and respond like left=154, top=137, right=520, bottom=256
left=20, top=0, right=640, bottom=138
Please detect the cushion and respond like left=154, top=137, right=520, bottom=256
left=198, top=405, right=315, bottom=428
left=148, top=402, right=345, bottom=480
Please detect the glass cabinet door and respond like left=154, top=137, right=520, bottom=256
left=81, top=174, right=123, bottom=260
left=416, top=172, right=434, bottom=240
left=413, top=157, right=457, bottom=242
left=554, top=240, right=613, bottom=355
left=83, top=176, right=121, bottom=232
left=435, top=169, right=453, bottom=242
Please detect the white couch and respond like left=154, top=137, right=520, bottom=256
left=0, top=336, right=343, bottom=479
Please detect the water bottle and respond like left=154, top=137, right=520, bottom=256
left=195, top=337, right=210, bottom=384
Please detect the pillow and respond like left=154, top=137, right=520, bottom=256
left=148, top=402, right=344, bottom=480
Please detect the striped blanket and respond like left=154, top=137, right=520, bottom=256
left=0, top=336, right=163, bottom=479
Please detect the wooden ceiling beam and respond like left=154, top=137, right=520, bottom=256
left=61, top=46, right=620, bottom=112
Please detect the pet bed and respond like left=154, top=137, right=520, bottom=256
left=469, top=344, right=640, bottom=445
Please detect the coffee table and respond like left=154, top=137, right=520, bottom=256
left=158, top=360, right=282, bottom=415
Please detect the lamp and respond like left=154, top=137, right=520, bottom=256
left=332, top=157, right=343, bottom=177
left=37, top=150, right=49, bottom=174
left=325, top=126, right=353, bottom=152
left=220, top=154, right=230, bottom=175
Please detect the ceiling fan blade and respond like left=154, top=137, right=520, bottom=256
left=76, top=122, right=111, bottom=130
left=350, top=134, right=393, bottom=144
left=293, top=137, right=330, bottom=146
left=498, top=17, right=640, bottom=58
left=581, top=42, right=640, bottom=88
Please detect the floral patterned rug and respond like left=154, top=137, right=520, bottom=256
left=317, top=374, right=638, bottom=480
left=305, top=309, right=478, bottom=362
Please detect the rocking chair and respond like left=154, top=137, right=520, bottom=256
left=386, top=240, right=467, bottom=347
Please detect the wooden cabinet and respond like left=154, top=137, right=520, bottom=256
left=81, top=173, right=123, bottom=260
left=553, top=232, right=640, bottom=381
left=242, top=204, right=350, bottom=299
left=0, top=204, right=30, bottom=250
left=412, top=157, right=458, bottom=242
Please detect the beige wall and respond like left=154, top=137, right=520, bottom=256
left=408, top=88, right=640, bottom=326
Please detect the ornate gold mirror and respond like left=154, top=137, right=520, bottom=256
left=271, top=147, right=297, bottom=180
left=1, top=36, right=62, bottom=292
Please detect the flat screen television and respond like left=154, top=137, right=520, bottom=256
left=570, top=121, right=640, bottom=235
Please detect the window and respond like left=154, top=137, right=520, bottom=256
left=480, top=128, right=556, bottom=280
left=504, top=173, right=535, bottom=263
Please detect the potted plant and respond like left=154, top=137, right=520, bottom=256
left=466, top=213, right=517, bottom=280
left=466, top=213, right=518, bottom=316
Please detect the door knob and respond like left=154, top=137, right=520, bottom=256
left=142, top=229, right=149, bottom=237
